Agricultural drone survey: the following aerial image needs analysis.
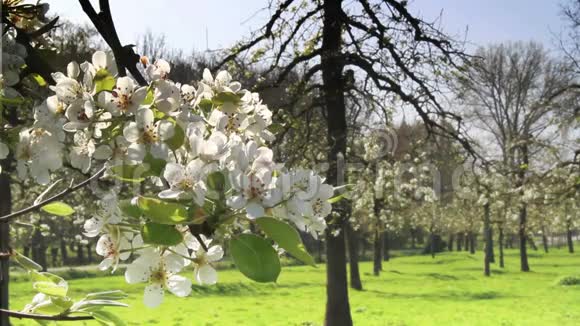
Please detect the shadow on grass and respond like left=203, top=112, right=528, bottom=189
left=366, top=289, right=508, bottom=301
left=190, top=281, right=320, bottom=296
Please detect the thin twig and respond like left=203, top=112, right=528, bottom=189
left=0, top=309, right=93, bottom=321
left=0, top=166, right=107, bottom=223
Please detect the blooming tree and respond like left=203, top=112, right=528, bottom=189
left=1, top=35, right=338, bottom=324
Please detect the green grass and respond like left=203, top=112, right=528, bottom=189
left=8, top=247, right=580, bottom=325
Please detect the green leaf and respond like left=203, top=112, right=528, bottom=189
left=110, top=164, right=148, bottom=183
left=94, top=69, right=116, bottom=94
left=32, top=300, right=69, bottom=315
left=73, top=300, right=128, bottom=312
left=143, top=88, right=154, bottom=105
left=212, top=91, right=241, bottom=105
left=13, top=251, right=42, bottom=271
left=143, top=153, right=167, bottom=177
left=166, top=122, right=185, bottom=151
left=84, top=290, right=128, bottom=301
left=207, top=171, right=226, bottom=192
left=41, top=202, right=75, bottom=216
left=141, top=223, right=183, bottom=246
left=30, top=271, right=65, bottom=284
left=137, top=197, right=190, bottom=224
left=197, top=98, right=213, bottom=113
left=33, top=281, right=68, bottom=297
left=256, top=217, right=315, bottom=266
left=91, top=310, right=126, bottom=326
left=31, top=73, right=47, bottom=87
left=230, top=234, right=281, bottom=283
left=327, top=194, right=345, bottom=204
left=118, top=200, right=142, bottom=219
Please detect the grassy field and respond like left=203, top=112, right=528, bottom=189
left=8, top=247, right=580, bottom=326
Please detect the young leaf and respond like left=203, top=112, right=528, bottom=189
left=118, top=200, right=142, bottom=219
left=327, top=194, right=345, bottom=204
left=91, top=310, right=126, bottom=326
left=41, top=202, right=75, bottom=216
left=141, top=223, right=183, bottom=246
left=166, top=122, right=185, bottom=151
left=84, top=290, right=128, bottom=301
left=33, top=281, right=68, bottom=297
left=229, top=234, right=281, bottom=283
left=256, top=217, right=316, bottom=266
left=207, top=171, right=226, bottom=191
left=110, top=164, right=148, bottom=183
left=13, top=251, right=42, bottom=271
left=137, top=197, right=189, bottom=224
left=94, top=69, right=116, bottom=94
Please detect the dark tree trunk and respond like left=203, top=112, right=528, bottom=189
left=86, top=243, right=93, bottom=264
left=464, top=233, right=469, bottom=252
left=469, top=232, right=475, bottom=254
left=528, top=236, right=538, bottom=251
left=321, top=0, right=352, bottom=324
left=518, top=144, right=530, bottom=272
left=567, top=223, right=574, bottom=254
left=32, top=229, right=47, bottom=272
left=60, top=239, right=68, bottom=266
left=361, top=238, right=368, bottom=259
left=77, top=243, right=85, bottom=265
left=447, top=234, right=454, bottom=252
left=410, top=230, right=416, bottom=249
left=373, top=229, right=382, bottom=276
left=346, top=224, right=362, bottom=290
left=541, top=226, right=549, bottom=253
left=456, top=233, right=463, bottom=251
left=430, top=230, right=436, bottom=259
left=383, top=231, right=390, bottom=261
left=484, top=203, right=491, bottom=276
left=23, top=246, right=30, bottom=258
left=50, top=248, right=59, bottom=267
left=0, top=165, right=11, bottom=326
left=489, top=227, right=495, bottom=263
left=499, top=225, right=505, bottom=268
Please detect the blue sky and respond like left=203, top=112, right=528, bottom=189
left=49, top=0, right=568, bottom=53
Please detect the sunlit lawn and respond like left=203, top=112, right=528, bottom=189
left=8, top=246, right=580, bottom=325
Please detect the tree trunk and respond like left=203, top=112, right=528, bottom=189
left=0, top=165, right=11, bottom=326
left=456, top=233, right=462, bottom=251
left=528, top=236, right=538, bottom=251
left=321, top=0, right=352, bottom=324
left=410, top=230, right=416, bottom=249
left=50, top=248, right=59, bottom=267
left=430, top=230, right=436, bottom=259
left=567, top=223, right=574, bottom=254
left=499, top=225, right=505, bottom=268
left=489, top=227, right=495, bottom=263
left=518, top=143, right=530, bottom=272
left=383, top=231, right=390, bottom=261
left=346, top=224, right=362, bottom=290
left=23, top=246, right=30, bottom=258
left=60, top=239, right=68, bottom=266
left=77, top=243, right=85, bottom=265
left=447, top=234, right=454, bottom=252
left=373, top=229, right=382, bottom=276
left=32, top=229, right=47, bottom=272
left=469, top=232, right=475, bottom=254
left=464, top=233, right=469, bottom=252
left=541, top=226, right=549, bottom=253
left=86, top=243, right=93, bottom=264
left=484, top=203, right=491, bottom=276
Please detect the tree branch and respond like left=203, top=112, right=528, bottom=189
left=0, top=166, right=107, bottom=223
left=0, top=309, right=93, bottom=321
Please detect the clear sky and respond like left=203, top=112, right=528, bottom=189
left=49, top=0, right=568, bottom=53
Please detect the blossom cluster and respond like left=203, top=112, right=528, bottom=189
left=3, top=50, right=334, bottom=307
